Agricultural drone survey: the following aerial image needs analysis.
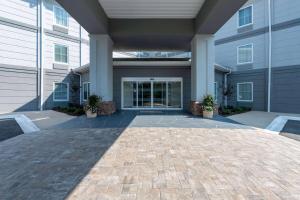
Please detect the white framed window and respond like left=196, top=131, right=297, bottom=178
left=237, top=82, right=253, bottom=102
left=53, top=6, right=69, bottom=28
left=214, top=82, right=218, bottom=102
left=238, top=5, right=253, bottom=28
left=53, top=82, right=69, bottom=102
left=237, top=44, right=253, bottom=64
left=54, top=44, right=69, bottom=64
left=83, top=82, right=90, bottom=101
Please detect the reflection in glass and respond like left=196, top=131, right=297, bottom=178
left=153, top=82, right=167, bottom=108
left=123, top=82, right=137, bottom=108
left=168, top=82, right=181, bottom=108
left=138, top=82, right=151, bottom=108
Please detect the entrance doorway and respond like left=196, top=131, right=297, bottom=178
left=121, top=77, right=182, bottom=110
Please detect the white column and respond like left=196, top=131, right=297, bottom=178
left=89, top=34, right=113, bottom=101
left=191, top=34, right=215, bottom=101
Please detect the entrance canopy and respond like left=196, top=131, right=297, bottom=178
left=56, top=0, right=247, bottom=51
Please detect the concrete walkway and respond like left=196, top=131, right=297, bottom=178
left=0, top=111, right=300, bottom=199
left=227, top=111, right=300, bottom=129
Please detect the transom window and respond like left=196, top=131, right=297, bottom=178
left=54, top=44, right=68, bottom=64
left=237, top=82, right=253, bottom=102
left=214, top=82, right=218, bottom=102
left=237, top=44, right=253, bottom=64
left=83, top=82, right=90, bottom=101
left=54, top=6, right=69, bottom=28
left=238, top=5, right=253, bottom=27
left=53, top=82, right=69, bottom=101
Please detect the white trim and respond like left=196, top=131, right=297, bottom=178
left=53, top=43, right=69, bottom=65
left=266, top=116, right=300, bottom=134
left=53, top=82, right=69, bottom=102
left=121, top=77, right=183, bottom=110
left=237, top=82, right=253, bottom=102
left=237, top=43, right=253, bottom=65
left=82, top=82, right=90, bottom=101
left=0, top=114, right=40, bottom=133
left=53, top=5, right=69, bottom=29
left=114, top=61, right=191, bottom=67
left=237, top=4, right=253, bottom=28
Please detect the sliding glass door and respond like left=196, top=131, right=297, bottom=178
left=122, top=78, right=182, bottom=110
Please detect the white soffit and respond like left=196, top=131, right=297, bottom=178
left=98, top=0, right=206, bottom=19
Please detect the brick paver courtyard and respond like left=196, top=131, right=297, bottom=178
left=0, top=113, right=300, bottom=200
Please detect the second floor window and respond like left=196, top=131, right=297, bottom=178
left=238, top=5, right=253, bottom=27
left=237, top=44, right=253, bottom=64
left=54, top=44, right=68, bottom=64
left=54, top=6, right=69, bottom=28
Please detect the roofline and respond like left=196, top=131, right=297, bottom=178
left=74, top=61, right=230, bottom=74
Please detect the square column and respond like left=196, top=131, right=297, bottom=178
left=191, top=34, right=215, bottom=101
left=89, top=34, right=113, bottom=101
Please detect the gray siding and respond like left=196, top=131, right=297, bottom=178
left=0, top=64, right=38, bottom=113
left=227, top=69, right=267, bottom=111
left=271, top=65, right=300, bottom=113
left=113, top=66, right=191, bottom=111
left=43, top=67, right=80, bottom=109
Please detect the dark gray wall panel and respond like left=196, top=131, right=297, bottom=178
left=271, top=65, right=300, bottom=114
left=227, top=69, right=267, bottom=111
left=215, top=70, right=224, bottom=106
left=113, top=66, right=191, bottom=111
left=0, top=65, right=38, bottom=113
left=43, top=69, right=80, bottom=110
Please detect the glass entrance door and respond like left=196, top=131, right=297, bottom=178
left=138, top=82, right=152, bottom=108
left=153, top=82, right=167, bottom=108
left=122, top=78, right=182, bottom=110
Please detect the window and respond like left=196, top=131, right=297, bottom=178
left=54, top=44, right=68, bottom=64
left=238, top=5, right=253, bottom=27
left=53, top=82, right=69, bottom=101
left=237, top=44, right=253, bottom=64
left=83, top=82, right=90, bottom=101
left=214, top=82, right=218, bottom=102
left=237, top=82, right=253, bottom=102
left=54, top=6, right=69, bottom=28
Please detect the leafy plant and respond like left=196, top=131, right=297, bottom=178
left=84, top=95, right=101, bottom=113
left=202, top=95, right=214, bottom=112
left=203, top=106, right=213, bottom=112
left=202, top=95, right=214, bottom=107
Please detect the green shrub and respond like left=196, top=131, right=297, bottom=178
left=202, top=95, right=214, bottom=107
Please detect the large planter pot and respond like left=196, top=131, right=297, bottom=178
left=86, top=110, right=97, bottom=118
left=203, top=110, right=214, bottom=119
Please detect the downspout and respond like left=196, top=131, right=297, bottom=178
left=267, top=0, right=272, bottom=112
left=72, top=71, right=82, bottom=105
left=38, top=0, right=44, bottom=111
left=224, top=69, right=232, bottom=107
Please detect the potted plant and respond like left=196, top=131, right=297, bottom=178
left=84, top=95, right=100, bottom=118
left=202, top=95, right=214, bottom=119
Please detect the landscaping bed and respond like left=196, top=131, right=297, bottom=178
left=219, top=106, right=251, bottom=116
left=53, top=104, right=85, bottom=116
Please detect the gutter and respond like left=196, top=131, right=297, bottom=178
left=267, top=0, right=272, bottom=112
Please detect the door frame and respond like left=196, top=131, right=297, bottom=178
left=121, top=77, right=183, bottom=110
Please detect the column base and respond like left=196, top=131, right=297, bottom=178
left=190, top=101, right=219, bottom=116
left=98, top=101, right=116, bottom=115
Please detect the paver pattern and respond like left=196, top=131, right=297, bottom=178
left=0, top=114, right=300, bottom=200
left=67, top=126, right=300, bottom=200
